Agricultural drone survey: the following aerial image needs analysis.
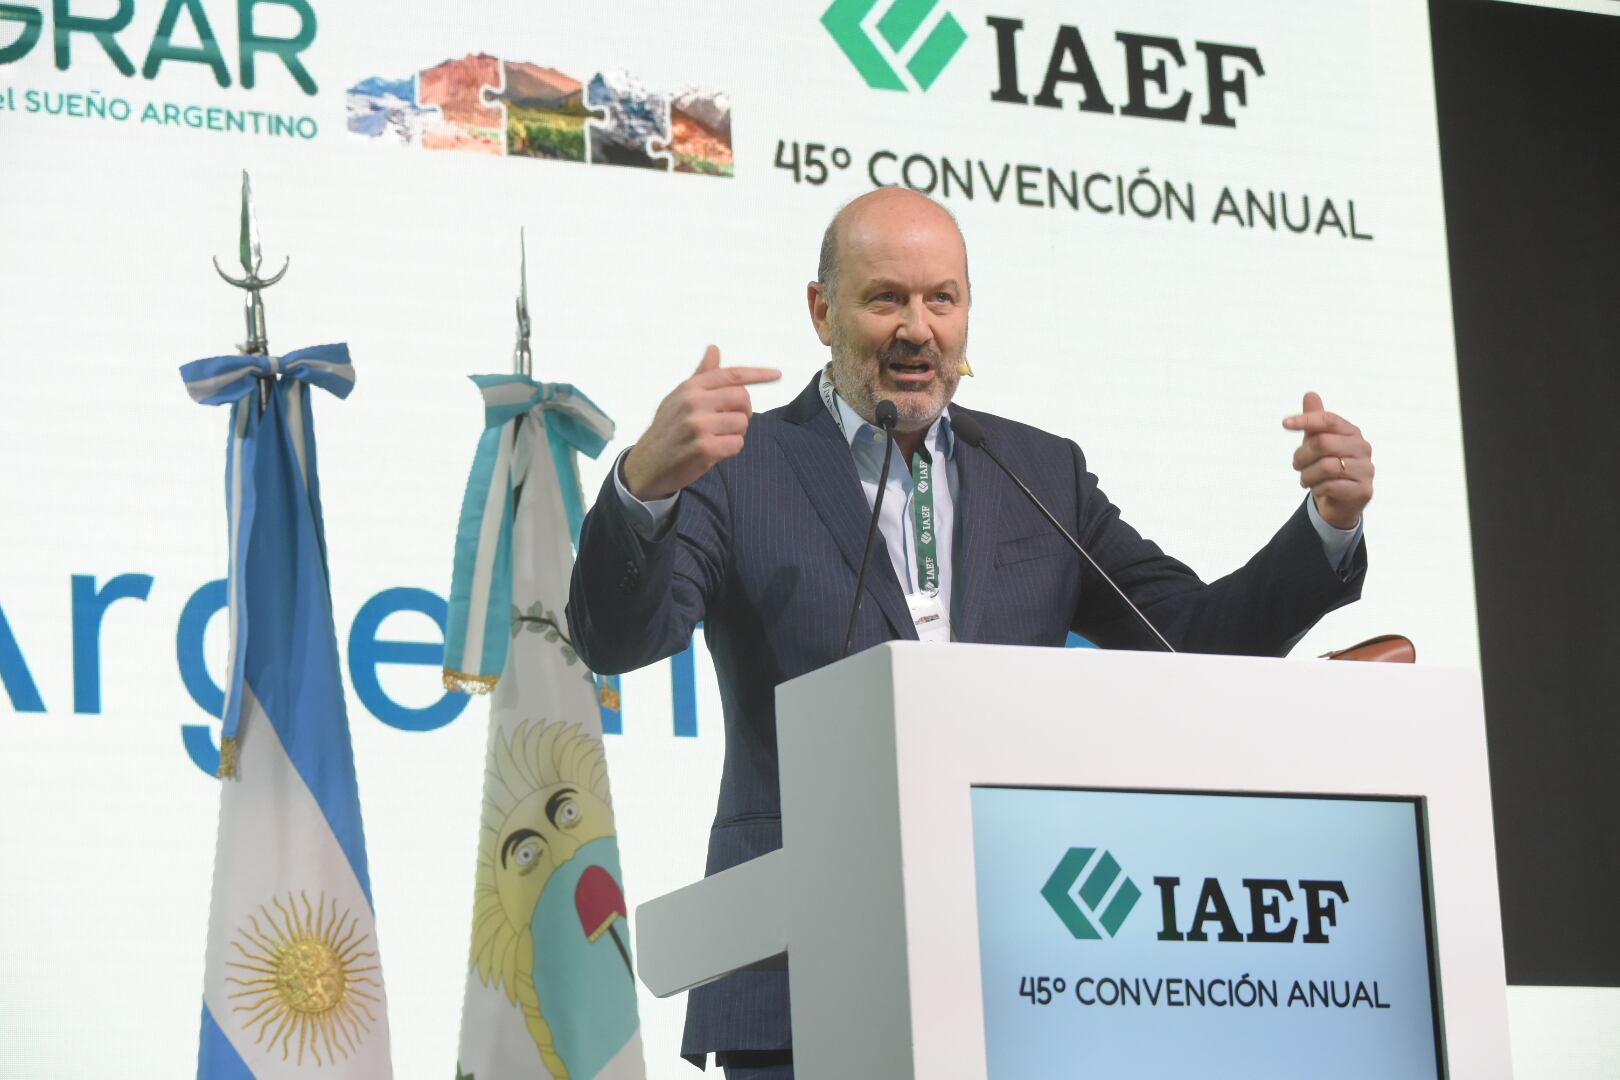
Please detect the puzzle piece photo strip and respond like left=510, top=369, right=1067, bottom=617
left=346, top=54, right=733, bottom=176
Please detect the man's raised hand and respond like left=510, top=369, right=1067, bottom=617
left=622, top=346, right=781, bottom=501
left=1283, top=391, right=1375, bottom=530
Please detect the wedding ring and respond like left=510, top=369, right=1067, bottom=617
left=1338, top=457, right=1348, bottom=475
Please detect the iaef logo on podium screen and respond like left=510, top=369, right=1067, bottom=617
left=1041, top=845, right=1353, bottom=945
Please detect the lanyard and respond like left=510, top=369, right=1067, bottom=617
left=819, top=370, right=943, bottom=595
left=911, top=445, right=939, bottom=594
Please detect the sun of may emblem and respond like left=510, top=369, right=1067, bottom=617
left=226, top=891, right=381, bottom=1065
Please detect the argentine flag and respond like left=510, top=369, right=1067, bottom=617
left=182, top=345, right=393, bottom=1077
left=445, top=376, right=644, bottom=1080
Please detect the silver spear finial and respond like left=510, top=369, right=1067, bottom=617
left=514, top=228, right=532, bottom=377
left=212, top=170, right=289, bottom=358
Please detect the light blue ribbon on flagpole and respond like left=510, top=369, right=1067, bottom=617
left=444, top=375, right=611, bottom=693
left=179, top=343, right=354, bottom=774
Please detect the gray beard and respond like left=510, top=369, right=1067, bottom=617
left=827, top=353, right=956, bottom=434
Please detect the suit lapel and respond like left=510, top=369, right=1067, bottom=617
left=950, top=406, right=1003, bottom=642
left=777, top=377, right=916, bottom=641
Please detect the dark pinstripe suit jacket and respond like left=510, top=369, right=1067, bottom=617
left=566, top=373, right=1366, bottom=1060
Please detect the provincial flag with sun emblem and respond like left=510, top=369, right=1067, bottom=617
left=181, top=179, right=393, bottom=1078
left=443, top=253, right=644, bottom=1079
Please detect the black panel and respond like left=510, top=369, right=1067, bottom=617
left=1429, top=0, right=1620, bottom=986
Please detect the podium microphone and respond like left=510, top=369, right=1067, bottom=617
left=843, top=399, right=899, bottom=658
left=950, top=411, right=1176, bottom=654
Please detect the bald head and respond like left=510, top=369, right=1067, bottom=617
left=816, top=187, right=969, bottom=304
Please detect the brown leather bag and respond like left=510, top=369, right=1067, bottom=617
left=1321, top=634, right=1416, bottom=663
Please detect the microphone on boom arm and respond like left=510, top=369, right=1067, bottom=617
left=949, top=410, right=1176, bottom=654
left=842, top=399, right=900, bottom=659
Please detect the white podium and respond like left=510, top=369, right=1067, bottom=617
left=636, top=643, right=1512, bottom=1078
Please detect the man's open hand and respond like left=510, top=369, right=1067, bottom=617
left=1283, top=391, right=1374, bottom=530
left=622, top=346, right=781, bottom=501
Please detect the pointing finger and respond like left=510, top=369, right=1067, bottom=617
left=1283, top=391, right=1329, bottom=431
left=695, top=365, right=782, bottom=389
left=1283, top=410, right=1356, bottom=436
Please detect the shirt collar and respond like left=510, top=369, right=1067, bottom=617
left=818, top=368, right=956, bottom=460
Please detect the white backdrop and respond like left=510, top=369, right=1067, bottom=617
left=0, top=1, right=1477, bottom=1076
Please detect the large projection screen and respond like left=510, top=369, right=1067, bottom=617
left=0, top=1, right=1477, bottom=1075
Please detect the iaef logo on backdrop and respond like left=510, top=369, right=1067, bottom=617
left=820, top=0, right=1269, bottom=136
left=822, top=0, right=969, bottom=92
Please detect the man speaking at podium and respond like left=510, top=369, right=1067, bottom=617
left=567, top=187, right=1373, bottom=1078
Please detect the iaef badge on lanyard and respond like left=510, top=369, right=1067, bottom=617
left=905, top=590, right=952, bottom=643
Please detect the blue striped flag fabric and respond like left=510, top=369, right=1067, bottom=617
left=181, top=344, right=393, bottom=1077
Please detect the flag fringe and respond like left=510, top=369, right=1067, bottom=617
left=444, top=668, right=499, bottom=695
left=217, top=735, right=240, bottom=779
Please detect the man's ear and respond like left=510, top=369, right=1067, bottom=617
left=807, top=281, right=834, bottom=347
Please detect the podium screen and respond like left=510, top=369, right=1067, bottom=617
left=968, top=786, right=1444, bottom=1079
